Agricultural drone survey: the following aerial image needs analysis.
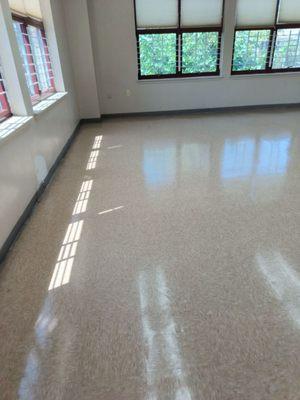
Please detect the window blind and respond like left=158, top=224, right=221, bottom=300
left=278, top=0, right=300, bottom=23
left=236, top=0, right=277, bottom=27
left=135, top=0, right=178, bottom=28
left=181, top=0, right=223, bottom=27
left=9, top=0, right=42, bottom=20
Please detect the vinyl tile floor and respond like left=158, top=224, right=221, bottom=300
left=2, top=108, right=300, bottom=399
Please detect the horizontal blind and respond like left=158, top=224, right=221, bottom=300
left=135, top=0, right=178, bottom=28
left=278, top=0, right=300, bottom=23
left=9, top=0, right=42, bottom=20
left=181, top=0, right=223, bottom=27
left=236, top=0, right=277, bottom=26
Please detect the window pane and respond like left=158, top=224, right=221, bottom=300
left=13, top=21, right=40, bottom=100
left=272, top=28, right=300, bottom=69
left=139, top=34, right=177, bottom=76
left=232, top=30, right=270, bottom=72
left=0, top=68, right=11, bottom=122
left=27, top=26, right=54, bottom=93
left=182, top=32, right=219, bottom=74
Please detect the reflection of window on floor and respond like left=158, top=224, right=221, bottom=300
left=143, top=143, right=176, bottom=188
left=256, top=135, right=291, bottom=176
left=181, top=143, right=210, bottom=176
left=221, top=138, right=255, bottom=179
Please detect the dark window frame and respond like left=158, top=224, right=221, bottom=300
left=0, top=70, right=12, bottom=123
left=12, top=13, right=56, bottom=104
left=232, top=0, right=300, bottom=75
left=133, top=0, right=224, bottom=80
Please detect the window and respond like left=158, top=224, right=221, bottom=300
left=232, top=0, right=300, bottom=74
left=134, top=0, right=224, bottom=79
left=13, top=16, right=55, bottom=103
left=0, top=66, right=11, bottom=122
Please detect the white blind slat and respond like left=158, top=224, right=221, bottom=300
left=181, top=0, right=223, bottom=27
left=279, top=0, right=300, bottom=23
left=236, top=0, right=277, bottom=27
left=136, top=0, right=178, bottom=28
left=9, top=0, right=42, bottom=20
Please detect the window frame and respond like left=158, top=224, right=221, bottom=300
left=12, top=13, right=55, bottom=104
left=232, top=0, right=300, bottom=75
left=0, top=70, right=12, bottom=123
left=134, top=0, right=224, bottom=80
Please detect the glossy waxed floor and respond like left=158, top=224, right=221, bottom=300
left=1, top=108, right=300, bottom=400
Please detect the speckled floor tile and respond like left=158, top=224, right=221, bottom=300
left=2, top=108, right=300, bottom=399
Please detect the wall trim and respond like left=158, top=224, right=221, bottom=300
left=99, top=102, right=300, bottom=119
left=0, top=120, right=81, bottom=265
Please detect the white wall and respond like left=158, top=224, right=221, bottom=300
left=87, top=0, right=300, bottom=115
left=62, top=0, right=100, bottom=119
left=0, top=0, right=79, bottom=251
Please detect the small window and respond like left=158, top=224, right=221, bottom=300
left=13, top=18, right=55, bottom=104
left=232, top=30, right=271, bottom=72
left=0, top=68, right=11, bottom=122
left=272, top=28, right=300, bottom=70
left=134, top=0, right=224, bottom=79
left=138, top=33, right=177, bottom=77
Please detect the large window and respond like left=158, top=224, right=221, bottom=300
left=13, top=16, right=55, bottom=104
left=0, top=66, right=11, bottom=122
left=232, top=0, right=300, bottom=74
left=134, top=0, right=224, bottom=79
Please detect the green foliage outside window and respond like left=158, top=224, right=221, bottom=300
left=232, top=30, right=270, bottom=71
left=273, top=28, right=300, bottom=69
left=182, top=32, right=219, bottom=74
left=139, top=34, right=177, bottom=76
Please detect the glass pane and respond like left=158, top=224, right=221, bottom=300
left=272, top=28, right=300, bottom=69
left=139, top=34, right=177, bottom=76
left=232, top=30, right=270, bottom=71
left=27, top=26, right=52, bottom=92
left=0, top=70, right=10, bottom=121
left=182, top=32, right=219, bottom=74
left=13, top=21, right=40, bottom=99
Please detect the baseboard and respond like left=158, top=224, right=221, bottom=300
left=0, top=120, right=81, bottom=265
left=99, top=102, right=300, bottom=119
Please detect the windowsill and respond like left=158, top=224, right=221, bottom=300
left=33, top=92, right=68, bottom=116
left=0, top=116, right=33, bottom=146
left=137, top=70, right=300, bottom=83
left=230, top=71, right=300, bottom=79
left=137, top=75, right=223, bottom=83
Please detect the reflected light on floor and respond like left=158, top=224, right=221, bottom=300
left=93, top=135, right=103, bottom=150
left=107, top=144, right=123, bottom=150
left=73, top=180, right=93, bottom=215
left=138, top=267, right=193, bottom=400
left=98, top=206, right=124, bottom=215
left=86, top=135, right=103, bottom=170
left=256, top=251, right=300, bottom=328
left=48, top=220, right=83, bottom=290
